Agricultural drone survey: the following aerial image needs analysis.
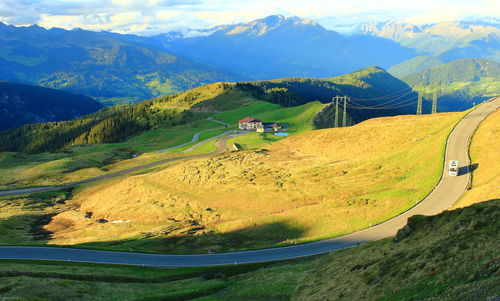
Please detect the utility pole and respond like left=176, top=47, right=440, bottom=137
left=431, top=90, right=438, bottom=114
left=342, top=96, right=348, bottom=127
left=416, top=93, right=422, bottom=115
left=334, top=96, right=339, bottom=128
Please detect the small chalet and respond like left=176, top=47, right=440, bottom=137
left=256, top=122, right=281, bottom=133
left=239, top=117, right=282, bottom=132
left=238, top=117, right=262, bottom=130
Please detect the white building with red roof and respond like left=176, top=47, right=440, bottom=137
left=238, top=117, right=262, bottom=130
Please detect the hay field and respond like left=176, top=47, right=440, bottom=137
left=37, top=111, right=465, bottom=253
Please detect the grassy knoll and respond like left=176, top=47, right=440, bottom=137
left=1, top=200, right=497, bottom=300
left=0, top=256, right=317, bottom=301
left=3, top=111, right=465, bottom=253
left=453, top=108, right=500, bottom=208
left=221, top=100, right=325, bottom=149
left=0, top=118, right=225, bottom=189
left=0, top=100, right=319, bottom=189
left=294, top=199, right=500, bottom=300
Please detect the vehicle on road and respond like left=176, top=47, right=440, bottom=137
left=448, top=160, right=459, bottom=176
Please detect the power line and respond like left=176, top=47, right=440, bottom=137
left=345, top=96, right=419, bottom=110
left=349, top=87, right=413, bottom=101
left=349, top=89, right=415, bottom=108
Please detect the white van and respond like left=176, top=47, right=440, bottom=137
left=448, top=160, right=459, bottom=176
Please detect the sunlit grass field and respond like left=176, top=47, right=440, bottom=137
left=0, top=111, right=466, bottom=254
left=453, top=108, right=499, bottom=208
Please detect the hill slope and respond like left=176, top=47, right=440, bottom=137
left=0, top=81, right=103, bottom=130
left=388, top=55, right=445, bottom=77
left=0, top=67, right=418, bottom=153
left=0, top=22, right=245, bottom=104
left=27, top=112, right=463, bottom=253
left=453, top=108, right=499, bottom=209
left=402, top=58, right=500, bottom=111
left=294, top=199, right=499, bottom=300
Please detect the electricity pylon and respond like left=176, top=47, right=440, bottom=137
left=416, top=93, right=422, bottom=115
left=334, top=96, right=339, bottom=128
left=342, top=96, right=348, bottom=127
left=432, top=90, right=438, bottom=114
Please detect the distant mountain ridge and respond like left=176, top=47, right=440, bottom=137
left=401, top=58, right=500, bottom=111
left=356, top=20, right=500, bottom=62
left=155, top=15, right=416, bottom=80
left=0, top=82, right=103, bottom=130
left=0, top=22, right=246, bottom=105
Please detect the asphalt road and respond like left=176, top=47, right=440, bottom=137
left=156, top=117, right=230, bottom=153
left=0, top=128, right=242, bottom=198
left=0, top=98, right=498, bottom=266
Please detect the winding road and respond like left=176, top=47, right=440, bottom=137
left=0, top=97, right=498, bottom=266
left=0, top=118, right=241, bottom=198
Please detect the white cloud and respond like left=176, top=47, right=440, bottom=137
left=0, top=0, right=498, bottom=35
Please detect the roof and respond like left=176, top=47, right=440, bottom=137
left=239, top=117, right=261, bottom=123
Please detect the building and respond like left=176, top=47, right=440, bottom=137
left=239, top=117, right=282, bottom=132
left=256, top=122, right=282, bottom=132
left=238, top=117, right=262, bottom=130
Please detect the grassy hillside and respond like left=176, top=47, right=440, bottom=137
left=402, top=58, right=500, bottom=111
left=0, top=112, right=465, bottom=253
left=252, top=66, right=418, bottom=123
left=453, top=107, right=499, bottom=209
left=388, top=55, right=445, bottom=78
left=0, top=82, right=260, bottom=154
left=402, top=58, right=500, bottom=86
left=0, top=81, right=103, bottom=130
left=0, top=187, right=496, bottom=300
left=294, top=199, right=499, bottom=300
left=0, top=255, right=318, bottom=300
left=0, top=66, right=419, bottom=154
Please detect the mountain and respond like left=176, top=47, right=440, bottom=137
left=0, top=66, right=417, bottom=153
left=358, top=21, right=500, bottom=62
left=156, top=15, right=416, bottom=79
left=388, top=55, right=445, bottom=77
left=0, top=81, right=103, bottom=130
left=0, top=22, right=246, bottom=105
left=401, top=58, right=500, bottom=111
left=253, top=66, right=418, bottom=124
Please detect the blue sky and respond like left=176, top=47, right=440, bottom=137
left=0, top=0, right=497, bottom=35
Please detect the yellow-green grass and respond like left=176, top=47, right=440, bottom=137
left=221, top=100, right=325, bottom=149
left=1, top=274, right=227, bottom=301
left=22, top=111, right=466, bottom=253
left=413, top=77, right=500, bottom=97
left=0, top=118, right=225, bottom=189
left=294, top=199, right=500, bottom=300
left=453, top=108, right=500, bottom=208
left=0, top=101, right=321, bottom=189
left=0, top=257, right=316, bottom=300
left=152, top=82, right=258, bottom=111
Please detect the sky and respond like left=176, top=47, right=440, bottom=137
left=0, top=0, right=498, bottom=35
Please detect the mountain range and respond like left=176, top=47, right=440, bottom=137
left=0, top=22, right=245, bottom=105
left=154, top=15, right=417, bottom=80
left=0, top=15, right=497, bottom=107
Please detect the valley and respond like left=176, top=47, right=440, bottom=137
left=0, top=8, right=498, bottom=300
left=0, top=98, right=497, bottom=300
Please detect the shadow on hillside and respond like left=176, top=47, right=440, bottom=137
left=66, top=220, right=308, bottom=255
left=459, top=163, right=478, bottom=176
